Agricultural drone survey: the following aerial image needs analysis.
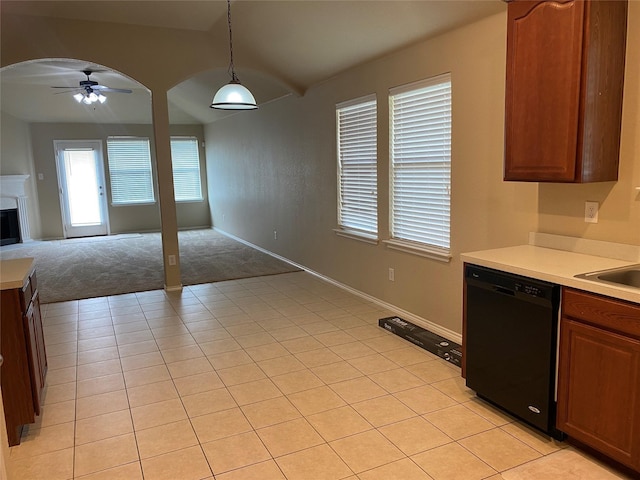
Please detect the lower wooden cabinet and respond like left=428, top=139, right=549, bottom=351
left=558, top=288, right=640, bottom=473
left=24, top=290, right=46, bottom=415
left=0, top=269, right=47, bottom=446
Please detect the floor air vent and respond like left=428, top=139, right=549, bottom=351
left=379, top=316, right=462, bottom=368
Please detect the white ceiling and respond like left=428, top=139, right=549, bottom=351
left=0, top=0, right=506, bottom=125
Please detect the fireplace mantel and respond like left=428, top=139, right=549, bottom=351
left=0, top=175, right=30, bottom=196
left=0, top=175, right=32, bottom=242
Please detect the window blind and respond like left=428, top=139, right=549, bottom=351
left=106, top=137, right=155, bottom=205
left=336, top=94, right=378, bottom=235
left=390, top=74, right=451, bottom=251
left=170, top=137, right=203, bottom=202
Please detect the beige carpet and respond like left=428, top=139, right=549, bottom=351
left=0, top=229, right=300, bottom=304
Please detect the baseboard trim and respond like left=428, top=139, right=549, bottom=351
left=164, top=284, right=183, bottom=293
left=214, top=227, right=462, bottom=345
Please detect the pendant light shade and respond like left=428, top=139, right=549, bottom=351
left=211, top=76, right=257, bottom=110
left=211, top=0, right=257, bottom=110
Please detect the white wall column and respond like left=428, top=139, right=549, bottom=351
left=16, top=195, right=31, bottom=242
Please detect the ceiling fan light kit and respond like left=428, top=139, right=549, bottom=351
left=52, top=69, right=132, bottom=106
left=74, top=91, right=106, bottom=105
left=211, top=0, right=257, bottom=110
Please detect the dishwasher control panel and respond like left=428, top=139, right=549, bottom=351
left=515, top=283, right=546, bottom=298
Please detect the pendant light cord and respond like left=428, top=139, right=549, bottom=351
left=211, top=0, right=257, bottom=109
left=226, top=0, right=239, bottom=82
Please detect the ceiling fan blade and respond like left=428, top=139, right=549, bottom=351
left=51, top=86, right=80, bottom=89
left=93, top=87, right=132, bottom=94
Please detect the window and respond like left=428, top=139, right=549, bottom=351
left=106, top=137, right=155, bottom=205
left=336, top=94, right=378, bottom=240
left=388, top=73, right=452, bottom=260
left=170, top=137, right=203, bottom=202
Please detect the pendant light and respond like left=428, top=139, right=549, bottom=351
left=211, top=0, right=257, bottom=110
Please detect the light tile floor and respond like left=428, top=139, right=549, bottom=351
left=6, top=271, right=634, bottom=480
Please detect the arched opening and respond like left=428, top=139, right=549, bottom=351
left=0, top=59, right=160, bottom=239
left=0, top=58, right=297, bottom=302
left=0, top=58, right=179, bottom=301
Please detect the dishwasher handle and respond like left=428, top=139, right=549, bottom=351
left=494, top=285, right=515, bottom=296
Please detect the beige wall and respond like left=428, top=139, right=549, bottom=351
left=30, top=123, right=209, bottom=239
left=206, top=5, right=640, bottom=336
left=0, top=111, right=42, bottom=240
left=206, top=12, right=539, bottom=336
left=537, top=0, right=640, bottom=245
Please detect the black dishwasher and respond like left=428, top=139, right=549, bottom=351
left=464, top=264, right=563, bottom=439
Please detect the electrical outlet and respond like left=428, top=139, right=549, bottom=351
left=388, top=268, right=395, bottom=282
left=585, top=201, right=599, bottom=223
left=274, top=230, right=278, bottom=240
left=168, top=254, right=176, bottom=266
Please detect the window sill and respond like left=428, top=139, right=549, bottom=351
left=333, top=228, right=379, bottom=245
left=111, top=201, right=157, bottom=207
left=383, top=239, right=451, bottom=262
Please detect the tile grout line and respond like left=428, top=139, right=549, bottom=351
left=195, top=282, right=300, bottom=479
left=71, top=303, right=79, bottom=480
left=207, top=282, right=393, bottom=478
left=112, top=292, right=147, bottom=480
left=161, top=288, right=222, bottom=480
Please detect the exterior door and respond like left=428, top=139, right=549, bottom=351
left=54, top=140, right=109, bottom=238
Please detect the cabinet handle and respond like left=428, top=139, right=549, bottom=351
left=0, top=354, right=3, bottom=367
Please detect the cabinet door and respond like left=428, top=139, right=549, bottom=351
left=23, top=302, right=43, bottom=416
left=557, top=318, right=640, bottom=471
left=32, top=291, right=47, bottom=388
left=504, top=0, right=584, bottom=182
left=1, top=288, right=36, bottom=446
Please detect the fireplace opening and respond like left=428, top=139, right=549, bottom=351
left=1, top=208, right=21, bottom=246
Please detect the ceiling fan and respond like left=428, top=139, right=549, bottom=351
left=52, top=69, right=132, bottom=104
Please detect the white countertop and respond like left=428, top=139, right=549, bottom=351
left=0, top=257, right=35, bottom=290
left=461, top=245, right=640, bottom=304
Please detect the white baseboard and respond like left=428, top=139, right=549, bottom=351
left=164, top=284, right=183, bottom=293
left=214, top=227, right=462, bottom=345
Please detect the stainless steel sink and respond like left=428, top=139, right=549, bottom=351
left=575, top=264, right=640, bottom=289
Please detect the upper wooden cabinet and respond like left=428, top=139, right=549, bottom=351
left=504, top=0, right=628, bottom=183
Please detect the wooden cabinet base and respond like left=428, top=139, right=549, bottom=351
left=1, top=269, right=47, bottom=446
left=558, top=288, right=640, bottom=473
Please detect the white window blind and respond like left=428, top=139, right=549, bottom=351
left=170, top=137, right=203, bottom=202
left=106, top=137, right=155, bottom=205
left=390, top=73, right=451, bottom=252
left=336, top=94, right=378, bottom=235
